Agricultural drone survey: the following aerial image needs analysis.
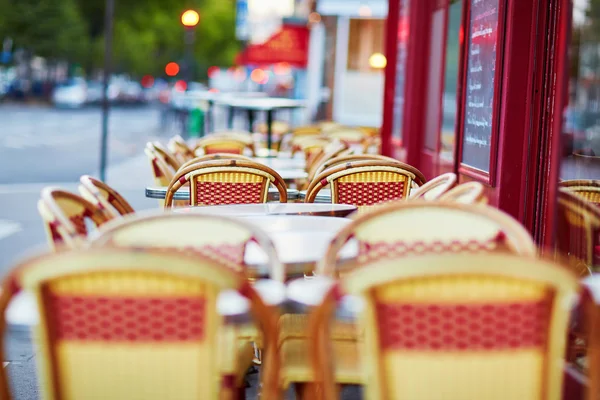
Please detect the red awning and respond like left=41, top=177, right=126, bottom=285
left=236, top=24, right=310, bottom=68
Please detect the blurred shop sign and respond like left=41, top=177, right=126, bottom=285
left=236, top=0, right=250, bottom=40
left=235, top=24, right=309, bottom=68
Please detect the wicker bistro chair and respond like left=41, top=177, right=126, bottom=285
left=164, top=159, right=288, bottom=208
left=556, top=189, right=600, bottom=273
left=304, top=160, right=426, bottom=209
left=194, top=136, right=255, bottom=157
left=312, top=154, right=403, bottom=182
left=148, top=141, right=181, bottom=171
left=0, top=248, right=281, bottom=400
left=168, top=135, right=196, bottom=164
left=409, top=172, right=458, bottom=201
left=38, top=188, right=111, bottom=251
left=308, top=252, right=580, bottom=400
left=324, top=128, right=368, bottom=147
left=179, top=153, right=255, bottom=172
left=438, top=181, right=487, bottom=204
left=276, top=201, right=537, bottom=394
left=78, top=175, right=135, bottom=218
left=560, top=179, right=600, bottom=206
left=91, top=211, right=285, bottom=282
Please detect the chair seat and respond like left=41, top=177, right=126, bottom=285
left=279, top=338, right=363, bottom=388
left=278, top=314, right=358, bottom=343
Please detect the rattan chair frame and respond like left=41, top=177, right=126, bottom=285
left=147, top=141, right=181, bottom=171
left=178, top=153, right=255, bottom=172
left=39, top=188, right=110, bottom=250
left=309, top=253, right=580, bottom=400
left=78, top=175, right=135, bottom=218
left=0, top=248, right=281, bottom=399
left=409, top=172, right=458, bottom=200
left=304, top=160, right=426, bottom=204
left=560, top=179, right=600, bottom=205
left=318, top=200, right=537, bottom=276
left=313, top=154, right=404, bottom=181
left=167, top=135, right=196, bottom=164
left=144, top=147, right=175, bottom=186
left=194, top=136, right=256, bottom=157
left=164, top=159, right=288, bottom=207
left=438, top=181, right=487, bottom=204
left=90, top=210, right=286, bottom=282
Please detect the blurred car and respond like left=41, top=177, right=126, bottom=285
left=86, top=82, right=103, bottom=104
left=52, top=78, right=87, bottom=108
left=120, top=81, right=144, bottom=104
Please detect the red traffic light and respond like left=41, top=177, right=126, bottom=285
left=165, top=62, right=180, bottom=77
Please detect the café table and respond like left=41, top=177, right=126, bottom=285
left=240, top=215, right=358, bottom=277
left=215, top=97, right=306, bottom=151
left=298, top=189, right=332, bottom=204
left=145, top=186, right=299, bottom=202
left=174, top=203, right=357, bottom=217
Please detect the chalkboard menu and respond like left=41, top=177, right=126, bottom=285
left=391, top=0, right=410, bottom=140
left=461, top=0, right=500, bottom=172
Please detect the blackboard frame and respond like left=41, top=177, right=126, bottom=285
left=456, top=0, right=507, bottom=185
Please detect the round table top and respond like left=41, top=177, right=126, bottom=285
left=215, top=97, right=306, bottom=111
left=174, top=203, right=357, bottom=217
left=298, top=189, right=332, bottom=204
left=145, top=186, right=299, bottom=201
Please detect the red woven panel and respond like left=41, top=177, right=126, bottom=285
left=205, top=147, right=242, bottom=155
left=47, top=294, right=205, bottom=342
left=337, top=181, right=405, bottom=206
left=356, top=233, right=506, bottom=264
left=49, top=214, right=88, bottom=243
left=376, top=299, right=552, bottom=350
left=195, top=181, right=264, bottom=205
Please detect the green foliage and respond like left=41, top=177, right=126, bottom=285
left=1, top=0, right=240, bottom=78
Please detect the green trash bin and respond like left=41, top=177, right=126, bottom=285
left=188, top=108, right=204, bottom=138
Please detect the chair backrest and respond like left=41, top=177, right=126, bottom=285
left=167, top=135, right=196, bottom=164
left=324, top=128, right=367, bottom=146
left=179, top=153, right=255, bottom=171
left=78, top=175, right=135, bottom=218
left=305, top=141, right=350, bottom=182
left=313, top=154, right=403, bottom=181
left=91, top=211, right=285, bottom=281
left=38, top=188, right=111, bottom=251
left=0, top=248, right=278, bottom=400
left=256, top=121, right=290, bottom=136
left=292, top=125, right=322, bottom=136
left=438, top=181, right=487, bottom=204
left=556, top=189, right=600, bottom=273
left=318, top=121, right=343, bottom=133
left=144, top=146, right=176, bottom=186
left=148, top=141, right=181, bottom=171
left=409, top=172, right=458, bottom=200
left=560, top=179, right=600, bottom=206
left=290, top=136, right=331, bottom=158
left=305, top=160, right=426, bottom=208
left=313, top=253, right=579, bottom=400
left=164, top=159, right=287, bottom=207
left=318, top=201, right=537, bottom=275
left=198, top=130, right=254, bottom=145
left=194, top=136, right=254, bottom=156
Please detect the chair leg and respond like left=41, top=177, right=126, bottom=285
left=294, top=383, right=320, bottom=400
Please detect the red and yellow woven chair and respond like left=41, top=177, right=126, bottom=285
left=409, top=172, right=458, bottom=201
left=148, top=141, right=182, bottom=171
left=78, top=175, right=135, bottom=218
left=556, top=189, right=600, bottom=274
left=308, top=252, right=579, bottom=400
left=323, top=128, right=368, bottom=148
left=277, top=201, right=537, bottom=394
left=318, top=121, right=343, bottom=133
left=179, top=153, right=255, bottom=172
left=311, top=154, right=403, bottom=183
left=168, top=135, right=196, bottom=164
left=164, top=159, right=288, bottom=208
left=0, top=248, right=281, bottom=400
left=560, top=179, right=600, bottom=206
left=144, top=146, right=176, bottom=186
left=90, top=211, right=285, bottom=282
left=304, top=142, right=351, bottom=186
left=438, top=181, right=488, bottom=204
left=304, top=160, right=426, bottom=211
left=194, top=136, right=255, bottom=157
left=38, top=188, right=111, bottom=251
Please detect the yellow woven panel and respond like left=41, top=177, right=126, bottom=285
left=279, top=338, right=362, bottom=387
left=197, top=172, right=265, bottom=184
left=574, top=190, right=600, bottom=204
left=375, top=275, right=547, bottom=303
left=54, top=197, right=86, bottom=220
left=338, top=171, right=407, bottom=184
left=379, top=351, right=543, bottom=400
left=48, top=272, right=208, bottom=297
left=55, top=343, right=213, bottom=400
left=278, top=314, right=359, bottom=343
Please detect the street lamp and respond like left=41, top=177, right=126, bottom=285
left=181, top=10, right=199, bottom=87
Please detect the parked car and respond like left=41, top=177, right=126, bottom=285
left=52, top=78, right=87, bottom=108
